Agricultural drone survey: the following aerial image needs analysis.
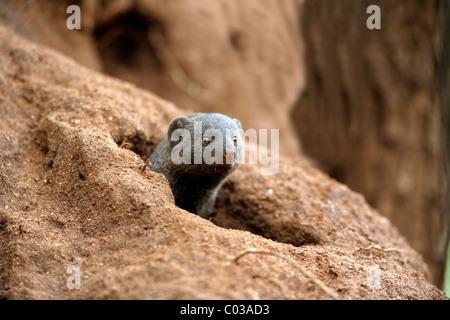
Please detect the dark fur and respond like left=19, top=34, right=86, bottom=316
left=149, top=113, right=242, bottom=218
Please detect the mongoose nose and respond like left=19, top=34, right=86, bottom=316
left=223, top=150, right=236, bottom=161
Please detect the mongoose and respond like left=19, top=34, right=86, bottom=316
left=149, top=113, right=243, bottom=218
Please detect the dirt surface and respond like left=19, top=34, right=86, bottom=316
left=94, top=0, right=306, bottom=157
left=0, top=27, right=447, bottom=300
left=0, top=0, right=304, bottom=157
left=0, top=0, right=102, bottom=71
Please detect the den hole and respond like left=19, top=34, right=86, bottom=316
left=94, top=9, right=165, bottom=75
left=114, top=131, right=158, bottom=161
left=211, top=183, right=320, bottom=247
left=229, top=31, right=246, bottom=51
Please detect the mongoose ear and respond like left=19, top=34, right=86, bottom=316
left=168, top=116, right=190, bottom=142
left=233, top=119, right=242, bottom=129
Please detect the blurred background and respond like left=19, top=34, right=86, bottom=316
left=0, top=0, right=448, bottom=289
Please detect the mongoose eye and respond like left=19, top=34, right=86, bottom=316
left=202, top=136, right=210, bottom=145
left=178, top=136, right=183, bottom=142
left=233, top=136, right=238, bottom=146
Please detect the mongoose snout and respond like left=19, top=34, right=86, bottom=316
left=224, top=150, right=236, bottom=162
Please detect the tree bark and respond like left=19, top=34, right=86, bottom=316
left=293, top=0, right=448, bottom=286
left=438, top=0, right=450, bottom=291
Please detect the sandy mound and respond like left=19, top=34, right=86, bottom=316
left=0, top=27, right=446, bottom=299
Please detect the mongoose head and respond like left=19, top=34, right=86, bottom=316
left=167, top=113, right=243, bottom=177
